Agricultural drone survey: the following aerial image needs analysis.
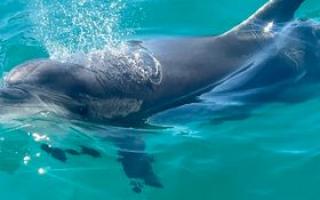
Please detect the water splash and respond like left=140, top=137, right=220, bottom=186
left=30, top=0, right=129, bottom=60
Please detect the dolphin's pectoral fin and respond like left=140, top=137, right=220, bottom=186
left=230, top=0, right=306, bottom=34
left=117, top=149, right=163, bottom=188
left=112, top=136, right=163, bottom=192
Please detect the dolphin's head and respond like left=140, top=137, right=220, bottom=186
left=286, top=20, right=320, bottom=75
left=293, top=20, right=320, bottom=46
left=307, top=21, right=320, bottom=73
left=313, top=23, right=320, bottom=60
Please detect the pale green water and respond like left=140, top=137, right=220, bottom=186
left=0, top=0, right=320, bottom=200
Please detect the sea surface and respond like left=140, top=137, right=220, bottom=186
left=0, top=0, right=320, bottom=199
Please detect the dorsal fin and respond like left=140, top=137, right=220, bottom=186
left=227, top=0, right=306, bottom=34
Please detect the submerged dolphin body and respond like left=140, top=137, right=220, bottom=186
left=1, top=0, right=318, bottom=191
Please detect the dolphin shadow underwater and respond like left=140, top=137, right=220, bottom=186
left=0, top=0, right=320, bottom=193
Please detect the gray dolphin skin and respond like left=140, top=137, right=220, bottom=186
left=1, top=0, right=319, bottom=192
left=2, top=0, right=318, bottom=122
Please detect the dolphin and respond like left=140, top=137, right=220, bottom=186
left=3, top=0, right=317, bottom=122
left=0, top=0, right=318, bottom=192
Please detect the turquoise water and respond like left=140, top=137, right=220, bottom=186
left=1, top=0, right=320, bottom=199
